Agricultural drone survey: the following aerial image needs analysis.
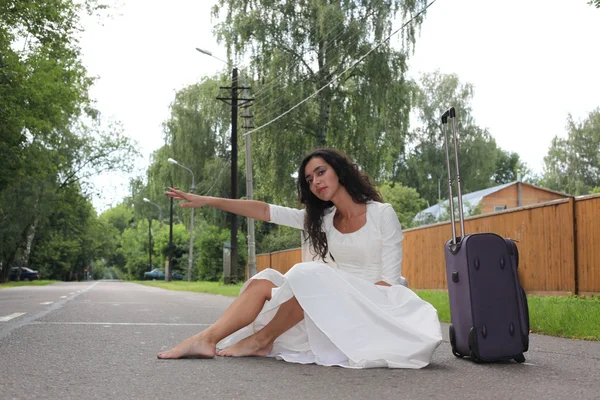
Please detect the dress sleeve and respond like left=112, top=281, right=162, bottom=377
left=380, top=203, right=404, bottom=285
left=268, top=204, right=305, bottom=230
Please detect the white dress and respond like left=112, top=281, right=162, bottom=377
left=217, top=201, right=443, bottom=369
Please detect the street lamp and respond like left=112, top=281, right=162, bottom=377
left=195, top=47, right=229, bottom=66
left=142, top=198, right=163, bottom=271
left=143, top=198, right=163, bottom=221
left=196, top=47, right=257, bottom=282
left=168, top=158, right=195, bottom=282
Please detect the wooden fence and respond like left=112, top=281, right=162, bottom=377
left=575, top=194, right=600, bottom=295
left=251, top=194, right=600, bottom=296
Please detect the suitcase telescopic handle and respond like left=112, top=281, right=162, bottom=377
left=441, top=107, right=466, bottom=251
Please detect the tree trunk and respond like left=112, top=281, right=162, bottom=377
left=0, top=249, right=17, bottom=283
left=316, top=86, right=332, bottom=147
left=22, top=217, right=38, bottom=272
left=0, top=219, right=31, bottom=283
left=316, top=31, right=332, bottom=147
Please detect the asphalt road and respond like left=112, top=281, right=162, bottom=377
left=0, top=281, right=598, bottom=400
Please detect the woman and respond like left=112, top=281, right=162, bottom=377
left=158, top=149, right=442, bottom=369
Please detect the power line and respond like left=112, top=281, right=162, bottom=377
left=244, top=0, right=438, bottom=138
left=249, top=14, right=370, bottom=103
left=248, top=6, right=381, bottom=111
left=251, top=12, right=385, bottom=118
left=251, top=28, right=368, bottom=124
left=249, top=23, right=346, bottom=99
left=199, top=160, right=228, bottom=196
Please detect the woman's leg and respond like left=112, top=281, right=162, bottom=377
left=218, top=295, right=304, bottom=357
left=157, top=279, right=276, bottom=359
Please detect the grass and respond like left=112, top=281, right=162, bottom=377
left=0, top=280, right=58, bottom=289
left=416, top=290, right=600, bottom=341
left=416, top=291, right=453, bottom=323
left=7, top=279, right=596, bottom=341
left=526, top=295, right=600, bottom=341
left=134, top=282, right=600, bottom=341
left=135, top=280, right=244, bottom=297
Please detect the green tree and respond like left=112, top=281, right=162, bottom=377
left=211, top=0, right=431, bottom=204
left=165, top=77, right=231, bottom=170
left=196, top=225, right=229, bottom=282
left=379, top=182, right=427, bottom=229
left=0, top=0, right=105, bottom=191
left=99, top=203, right=134, bottom=270
left=100, top=203, right=135, bottom=235
left=28, top=184, right=105, bottom=280
left=120, top=221, right=153, bottom=280
left=158, top=78, right=239, bottom=211
left=257, top=224, right=301, bottom=253
left=397, top=71, right=525, bottom=206
left=154, top=223, right=190, bottom=277
left=195, top=222, right=247, bottom=282
left=493, top=150, right=530, bottom=184
left=0, top=0, right=139, bottom=282
left=0, top=119, right=138, bottom=282
left=540, top=108, right=600, bottom=195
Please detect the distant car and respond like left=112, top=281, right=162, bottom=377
left=10, top=267, right=40, bottom=281
left=143, top=268, right=183, bottom=281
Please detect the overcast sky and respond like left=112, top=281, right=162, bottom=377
left=79, top=0, right=600, bottom=212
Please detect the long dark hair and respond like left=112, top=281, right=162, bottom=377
left=297, top=149, right=382, bottom=260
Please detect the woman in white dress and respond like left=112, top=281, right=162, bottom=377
left=158, top=149, right=442, bottom=369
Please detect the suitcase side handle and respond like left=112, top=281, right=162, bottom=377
left=442, top=106, right=466, bottom=252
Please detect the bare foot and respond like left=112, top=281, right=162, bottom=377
left=217, top=335, right=273, bottom=357
left=157, top=333, right=216, bottom=359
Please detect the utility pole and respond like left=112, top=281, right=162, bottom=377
left=242, top=73, right=257, bottom=278
left=167, top=184, right=174, bottom=282
left=148, top=218, right=152, bottom=270
left=143, top=197, right=163, bottom=273
left=167, top=158, right=195, bottom=281
left=217, top=67, right=253, bottom=284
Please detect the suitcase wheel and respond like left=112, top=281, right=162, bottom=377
left=514, top=354, right=526, bottom=363
left=468, top=327, right=483, bottom=363
left=470, top=350, right=483, bottom=363
left=449, top=325, right=463, bottom=358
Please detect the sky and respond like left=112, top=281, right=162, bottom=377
left=79, top=0, right=600, bottom=213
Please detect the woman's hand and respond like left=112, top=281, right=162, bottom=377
left=165, top=187, right=210, bottom=208
left=165, top=188, right=270, bottom=221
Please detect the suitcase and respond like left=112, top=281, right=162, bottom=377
left=442, top=107, right=530, bottom=363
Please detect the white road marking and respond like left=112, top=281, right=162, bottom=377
left=69, top=292, right=75, bottom=295
left=40, top=302, right=54, bottom=305
left=80, top=302, right=179, bottom=306
left=0, top=282, right=99, bottom=340
left=522, top=362, right=537, bottom=366
left=0, top=313, right=26, bottom=322
left=59, top=296, right=67, bottom=299
left=35, top=322, right=211, bottom=326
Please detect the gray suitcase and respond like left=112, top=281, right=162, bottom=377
left=442, top=107, right=529, bottom=363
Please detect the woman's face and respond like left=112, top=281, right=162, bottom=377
left=304, top=156, right=340, bottom=201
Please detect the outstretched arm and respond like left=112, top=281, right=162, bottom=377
left=166, top=188, right=270, bottom=221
